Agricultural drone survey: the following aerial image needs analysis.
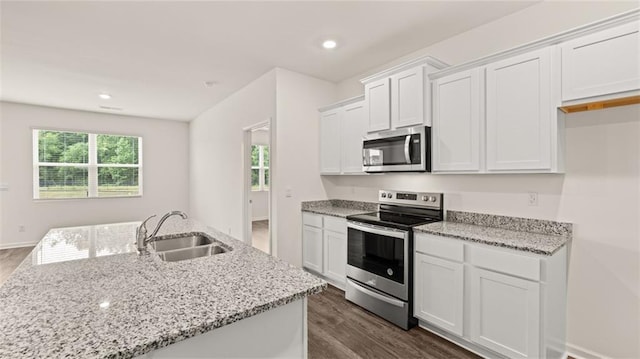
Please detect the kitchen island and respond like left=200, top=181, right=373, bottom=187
left=0, top=219, right=326, bottom=358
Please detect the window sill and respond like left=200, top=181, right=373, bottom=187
left=251, top=189, right=270, bottom=193
left=33, top=195, right=142, bottom=202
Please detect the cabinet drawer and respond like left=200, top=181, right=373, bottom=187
left=415, top=233, right=464, bottom=262
left=302, top=212, right=323, bottom=228
left=467, top=245, right=540, bottom=281
left=324, top=216, right=347, bottom=234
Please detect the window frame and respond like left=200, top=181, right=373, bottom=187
left=32, top=129, right=143, bottom=200
left=251, top=144, right=269, bottom=192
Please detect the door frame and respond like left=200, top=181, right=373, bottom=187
left=242, top=119, right=273, bottom=255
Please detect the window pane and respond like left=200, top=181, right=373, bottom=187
left=97, top=134, right=139, bottom=164
left=264, top=169, right=269, bottom=189
left=263, top=146, right=269, bottom=167
left=98, top=167, right=140, bottom=197
left=251, top=168, right=260, bottom=190
left=251, top=145, right=260, bottom=167
left=38, top=130, right=88, bottom=163
left=38, top=166, right=88, bottom=199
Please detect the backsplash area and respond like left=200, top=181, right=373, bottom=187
left=447, top=210, right=572, bottom=237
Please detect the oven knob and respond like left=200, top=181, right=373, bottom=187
left=387, top=193, right=393, bottom=199
left=422, top=195, right=429, bottom=201
left=429, top=196, right=437, bottom=202
left=387, top=268, right=394, bottom=276
left=381, top=193, right=387, bottom=198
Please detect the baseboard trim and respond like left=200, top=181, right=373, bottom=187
left=566, top=343, right=612, bottom=359
left=0, top=241, right=39, bottom=250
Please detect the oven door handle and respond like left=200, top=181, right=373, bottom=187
left=404, top=135, right=411, bottom=164
left=347, top=279, right=405, bottom=308
left=347, top=221, right=407, bottom=239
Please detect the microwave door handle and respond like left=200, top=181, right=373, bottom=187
left=404, top=135, right=411, bottom=164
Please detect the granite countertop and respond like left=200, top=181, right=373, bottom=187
left=0, top=219, right=326, bottom=358
left=301, top=199, right=377, bottom=218
left=415, top=211, right=572, bottom=255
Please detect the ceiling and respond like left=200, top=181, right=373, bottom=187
left=0, top=1, right=539, bottom=122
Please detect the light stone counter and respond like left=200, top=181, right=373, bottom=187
left=0, top=219, right=325, bottom=358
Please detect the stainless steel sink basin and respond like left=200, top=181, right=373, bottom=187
left=158, top=245, right=227, bottom=262
left=149, top=232, right=231, bottom=262
left=151, top=234, right=212, bottom=251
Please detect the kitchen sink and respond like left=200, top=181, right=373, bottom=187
left=157, top=245, right=227, bottom=262
left=149, top=232, right=230, bottom=262
left=151, top=233, right=213, bottom=251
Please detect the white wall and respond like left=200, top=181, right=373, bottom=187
left=251, top=129, right=269, bottom=221
left=0, top=101, right=189, bottom=248
left=189, top=70, right=277, bottom=239
left=272, top=68, right=336, bottom=265
left=328, top=2, right=640, bottom=358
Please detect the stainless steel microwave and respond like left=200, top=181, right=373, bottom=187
left=362, top=126, right=431, bottom=173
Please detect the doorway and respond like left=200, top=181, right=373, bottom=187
left=243, top=121, right=271, bottom=254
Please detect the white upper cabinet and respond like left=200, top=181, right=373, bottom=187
left=391, top=66, right=425, bottom=128
left=341, top=101, right=367, bottom=174
left=364, top=78, right=391, bottom=132
left=561, top=22, right=640, bottom=102
left=319, top=96, right=367, bottom=175
left=485, top=47, right=555, bottom=171
left=319, top=108, right=342, bottom=174
left=362, top=56, right=448, bottom=133
left=432, top=68, right=483, bottom=172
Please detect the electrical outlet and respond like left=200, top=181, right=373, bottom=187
left=285, top=186, right=292, bottom=198
left=528, top=192, right=539, bottom=206
left=18, top=225, right=25, bottom=232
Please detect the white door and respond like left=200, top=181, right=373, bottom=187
left=391, top=66, right=425, bottom=128
left=486, top=47, right=552, bottom=171
left=432, top=68, right=482, bottom=172
left=341, top=101, right=367, bottom=174
left=414, top=253, right=464, bottom=336
left=319, top=108, right=342, bottom=174
left=302, top=225, right=323, bottom=273
left=561, top=22, right=640, bottom=101
left=365, top=78, right=391, bottom=132
left=470, top=267, right=540, bottom=359
left=323, top=230, right=347, bottom=285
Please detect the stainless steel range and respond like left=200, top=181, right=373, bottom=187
left=345, top=190, right=444, bottom=330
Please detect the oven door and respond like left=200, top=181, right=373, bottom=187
left=346, top=221, right=409, bottom=300
left=362, top=126, right=428, bottom=172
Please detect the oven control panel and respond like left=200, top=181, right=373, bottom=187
left=379, top=190, right=442, bottom=208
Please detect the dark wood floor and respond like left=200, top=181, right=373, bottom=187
left=308, top=285, right=480, bottom=359
left=0, top=246, right=33, bottom=286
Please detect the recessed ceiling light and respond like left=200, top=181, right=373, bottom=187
left=98, top=93, right=112, bottom=100
left=322, top=40, right=337, bottom=49
left=99, top=301, right=110, bottom=309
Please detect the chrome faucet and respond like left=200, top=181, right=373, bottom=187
left=136, top=210, right=188, bottom=252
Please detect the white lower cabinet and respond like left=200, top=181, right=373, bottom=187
left=302, top=224, right=323, bottom=273
left=302, top=212, right=347, bottom=288
left=414, top=252, right=464, bottom=336
left=469, top=267, right=540, bottom=359
left=414, top=232, right=567, bottom=359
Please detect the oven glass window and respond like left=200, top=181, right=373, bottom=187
left=347, top=228, right=404, bottom=284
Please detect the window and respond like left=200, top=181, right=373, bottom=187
left=33, top=129, right=142, bottom=199
left=251, top=145, right=269, bottom=191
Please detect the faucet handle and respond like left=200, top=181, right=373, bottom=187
left=138, top=215, right=156, bottom=237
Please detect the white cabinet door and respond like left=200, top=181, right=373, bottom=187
left=341, top=101, right=367, bottom=174
left=432, top=68, right=482, bottom=172
left=486, top=48, right=552, bottom=171
left=561, top=22, right=640, bottom=101
left=391, top=66, right=425, bottom=128
left=470, top=267, right=540, bottom=359
left=302, top=225, right=323, bottom=273
left=365, top=78, right=391, bottom=132
left=319, top=108, right=342, bottom=174
left=414, top=252, right=464, bottom=336
left=323, top=230, right=347, bottom=285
